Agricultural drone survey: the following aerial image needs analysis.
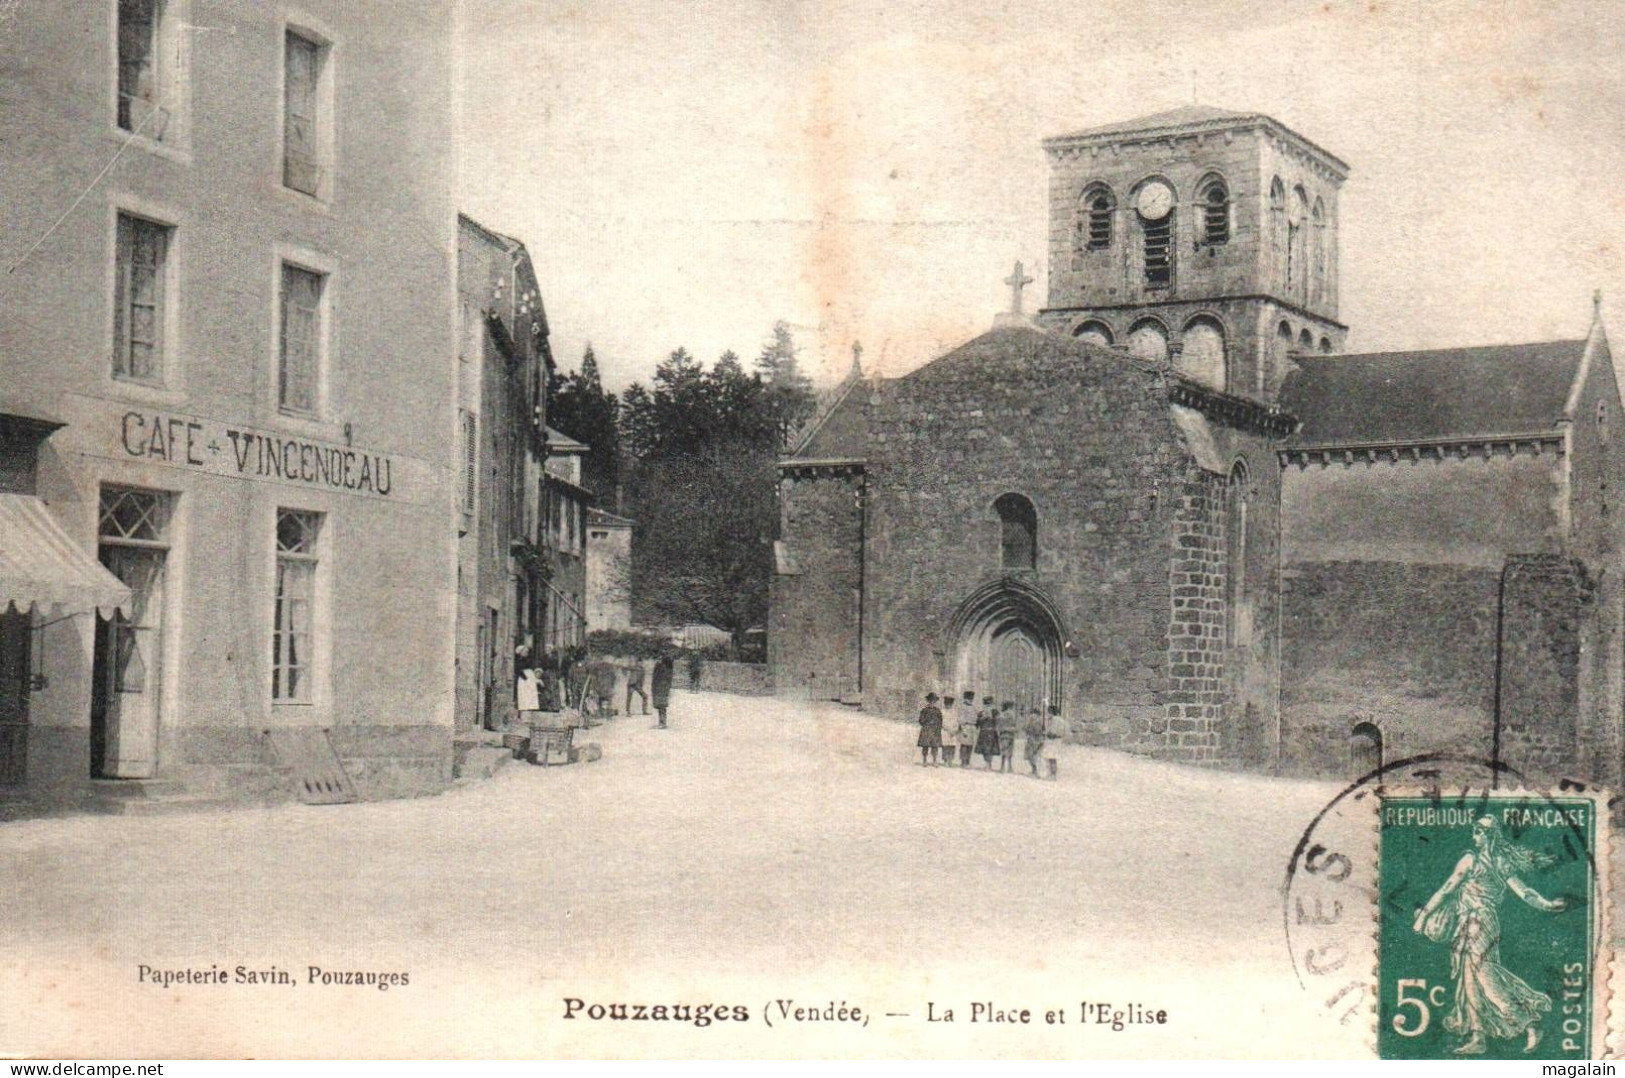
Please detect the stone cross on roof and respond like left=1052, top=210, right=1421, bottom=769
left=996, top=261, right=1035, bottom=327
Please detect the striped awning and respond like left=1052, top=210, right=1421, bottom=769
left=0, top=493, right=131, bottom=618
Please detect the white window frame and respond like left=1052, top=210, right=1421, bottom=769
left=110, top=0, right=192, bottom=159
left=278, top=15, right=337, bottom=204
left=271, top=505, right=328, bottom=708
left=271, top=244, right=337, bottom=424
left=107, top=195, right=184, bottom=396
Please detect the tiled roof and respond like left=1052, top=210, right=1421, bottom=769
left=587, top=507, right=634, bottom=527
left=1051, top=105, right=1258, bottom=141
left=546, top=426, right=589, bottom=452
left=1280, top=340, right=1588, bottom=446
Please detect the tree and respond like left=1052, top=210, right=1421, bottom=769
left=755, top=320, right=817, bottom=449
left=549, top=343, right=621, bottom=501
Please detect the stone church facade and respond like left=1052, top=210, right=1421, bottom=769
left=770, top=106, right=1625, bottom=785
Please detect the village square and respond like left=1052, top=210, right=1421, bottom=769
left=5, top=0, right=1625, bottom=1061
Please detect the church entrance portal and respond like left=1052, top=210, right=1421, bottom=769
left=948, top=579, right=1067, bottom=715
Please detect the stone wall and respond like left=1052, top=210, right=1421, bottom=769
left=1498, top=555, right=1591, bottom=780
left=1164, top=472, right=1226, bottom=760
left=697, top=662, right=774, bottom=696
left=1280, top=561, right=1501, bottom=777
left=860, top=331, right=1184, bottom=749
left=770, top=469, right=864, bottom=701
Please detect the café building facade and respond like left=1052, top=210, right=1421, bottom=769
left=0, top=2, right=461, bottom=807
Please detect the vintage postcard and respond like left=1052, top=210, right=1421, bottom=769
left=3, top=0, right=1625, bottom=1062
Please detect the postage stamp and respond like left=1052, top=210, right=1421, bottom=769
left=1377, top=792, right=1610, bottom=1060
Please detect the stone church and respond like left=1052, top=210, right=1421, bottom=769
left=769, top=105, right=1625, bottom=784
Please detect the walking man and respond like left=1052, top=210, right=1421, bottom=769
left=651, top=652, right=675, bottom=729
left=625, top=660, right=649, bottom=716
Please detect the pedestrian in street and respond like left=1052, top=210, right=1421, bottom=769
left=974, top=696, right=1000, bottom=769
left=917, top=692, right=943, bottom=766
left=625, top=660, right=649, bottom=716
left=996, top=701, right=1019, bottom=773
left=1022, top=707, right=1046, bottom=778
left=958, top=690, right=978, bottom=766
left=1043, top=703, right=1066, bottom=780
left=939, top=694, right=958, bottom=767
left=687, top=652, right=703, bottom=690
left=651, top=652, right=675, bottom=729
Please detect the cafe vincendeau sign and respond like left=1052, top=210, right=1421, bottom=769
left=65, top=397, right=423, bottom=502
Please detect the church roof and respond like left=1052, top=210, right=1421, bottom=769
left=789, top=376, right=872, bottom=461
left=903, top=323, right=1142, bottom=383
left=1280, top=340, right=1590, bottom=447
left=1044, top=105, right=1349, bottom=175
left=1051, top=105, right=1256, bottom=140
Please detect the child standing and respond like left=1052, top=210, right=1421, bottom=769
left=1043, top=704, right=1066, bottom=780
left=974, top=696, right=1000, bottom=769
left=916, top=692, right=943, bottom=766
left=996, top=701, right=1019, bottom=773
left=1022, top=707, right=1046, bottom=777
left=958, top=690, right=978, bottom=767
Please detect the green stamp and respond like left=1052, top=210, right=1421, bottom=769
left=1379, top=794, right=1606, bottom=1059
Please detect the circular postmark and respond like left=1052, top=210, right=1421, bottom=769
left=1282, top=753, right=1610, bottom=1058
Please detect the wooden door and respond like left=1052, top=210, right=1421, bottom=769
left=91, top=546, right=165, bottom=779
left=0, top=610, right=30, bottom=785
left=990, top=626, right=1044, bottom=715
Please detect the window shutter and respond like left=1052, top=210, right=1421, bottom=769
left=113, top=216, right=132, bottom=377
left=283, top=33, right=321, bottom=195
left=462, top=411, right=478, bottom=515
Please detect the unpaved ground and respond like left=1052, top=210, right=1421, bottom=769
left=1, top=693, right=1419, bottom=1057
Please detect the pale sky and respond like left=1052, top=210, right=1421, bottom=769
left=460, top=0, right=1625, bottom=390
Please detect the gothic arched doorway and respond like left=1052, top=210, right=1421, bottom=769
left=946, top=578, right=1068, bottom=715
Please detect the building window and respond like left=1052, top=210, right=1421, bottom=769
left=1080, top=185, right=1114, bottom=251
left=461, top=410, right=478, bottom=515
left=117, top=0, right=170, bottom=138
left=1319, top=336, right=1333, bottom=354
left=1311, top=198, right=1327, bottom=304
left=1269, top=177, right=1287, bottom=290
left=113, top=213, right=172, bottom=385
left=1290, top=186, right=1309, bottom=301
left=1072, top=320, right=1113, bottom=347
left=1225, top=462, right=1248, bottom=648
left=1126, top=319, right=1169, bottom=364
left=283, top=30, right=327, bottom=196
left=1142, top=214, right=1173, bottom=288
left=278, top=263, right=324, bottom=415
left=1299, top=328, right=1314, bottom=351
left=273, top=508, right=322, bottom=703
left=96, top=487, right=171, bottom=711
left=1180, top=317, right=1227, bottom=391
left=1198, top=176, right=1229, bottom=245
left=994, top=493, right=1037, bottom=571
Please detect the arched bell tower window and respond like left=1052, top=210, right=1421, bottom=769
left=1179, top=316, right=1226, bottom=391
left=1225, top=462, right=1248, bottom=648
left=994, top=493, right=1037, bottom=571
left=1072, top=320, right=1113, bottom=347
left=1299, top=328, right=1314, bottom=350
left=1079, top=185, right=1115, bottom=252
left=1290, top=186, right=1309, bottom=302
left=1126, top=318, right=1169, bottom=363
left=1197, top=174, right=1229, bottom=245
left=1269, top=178, right=1287, bottom=290
left=1311, top=198, right=1326, bottom=304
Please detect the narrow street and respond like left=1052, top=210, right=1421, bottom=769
left=5, top=694, right=1400, bottom=1056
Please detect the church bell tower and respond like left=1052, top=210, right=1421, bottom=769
left=1036, top=106, right=1349, bottom=402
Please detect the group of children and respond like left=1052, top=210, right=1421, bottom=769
left=914, top=690, right=1064, bottom=779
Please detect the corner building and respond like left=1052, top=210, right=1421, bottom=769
left=0, top=3, right=460, bottom=805
left=772, top=106, right=1625, bottom=785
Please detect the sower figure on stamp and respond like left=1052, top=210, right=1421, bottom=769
left=916, top=692, right=943, bottom=766
left=1412, top=816, right=1566, bottom=1055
